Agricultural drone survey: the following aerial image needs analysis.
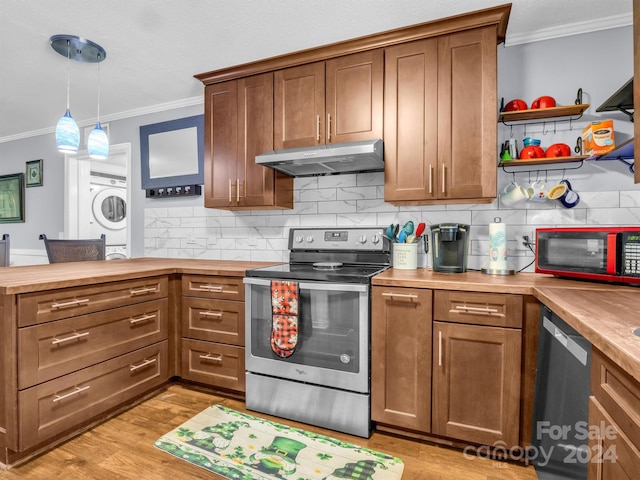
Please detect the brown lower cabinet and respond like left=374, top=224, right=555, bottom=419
left=372, top=286, right=524, bottom=448
left=180, top=274, right=246, bottom=393
left=588, top=348, right=640, bottom=479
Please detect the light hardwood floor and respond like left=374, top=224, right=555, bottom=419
left=0, top=383, right=538, bottom=479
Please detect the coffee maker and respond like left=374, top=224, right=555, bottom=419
left=430, top=223, right=470, bottom=273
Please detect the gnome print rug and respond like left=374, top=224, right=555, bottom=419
left=155, top=405, right=404, bottom=480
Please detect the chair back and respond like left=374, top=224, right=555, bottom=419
left=40, top=234, right=106, bottom=263
left=0, top=234, right=9, bottom=266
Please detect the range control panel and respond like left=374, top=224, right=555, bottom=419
left=288, top=227, right=388, bottom=252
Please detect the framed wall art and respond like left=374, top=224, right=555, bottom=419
left=0, top=173, right=25, bottom=223
left=26, top=159, right=43, bottom=187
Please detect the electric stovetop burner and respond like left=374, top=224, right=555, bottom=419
left=313, top=262, right=343, bottom=270
left=245, top=227, right=391, bottom=284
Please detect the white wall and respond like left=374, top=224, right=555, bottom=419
left=144, top=25, right=640, bottom=272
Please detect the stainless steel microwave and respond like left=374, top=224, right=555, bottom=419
left=535, top=227, right=640, bottom=285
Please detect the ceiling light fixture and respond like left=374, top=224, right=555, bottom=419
left=87, top=53, right=109, bottom=160
left=50, top=34, right=107, bottom=155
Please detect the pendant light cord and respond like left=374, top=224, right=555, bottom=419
left=65, top=39, right=71, bottom=110
left=96, top=53, right=102, bottom=121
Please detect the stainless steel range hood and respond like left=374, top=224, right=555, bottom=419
left=255, top=139, right=383, bottom=177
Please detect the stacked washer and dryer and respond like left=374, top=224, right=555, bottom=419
left=89, top=174, right=127, bottom=259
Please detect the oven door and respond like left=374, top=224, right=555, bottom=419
left=244, top=277, right=370, bottom=393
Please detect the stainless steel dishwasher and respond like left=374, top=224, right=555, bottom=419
left=531, top=304, right=592, bottom=480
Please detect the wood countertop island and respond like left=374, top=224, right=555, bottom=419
left=373, top=267, right=640, bottom=382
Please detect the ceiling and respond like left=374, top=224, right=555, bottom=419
left=0, top=0, right=632, bottom=143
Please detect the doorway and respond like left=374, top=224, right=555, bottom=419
left=64, top=142, right=131, bottom=259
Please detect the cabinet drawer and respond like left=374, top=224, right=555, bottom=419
left=181, top=338, right=245, bottom=392
left=434, top=291, right=522, bottom=328
left=19, top=298, right=168, bottom=389
left=182, top=297, right=244, bottom=345
left=18, top=277, right=168, bottom=327
left=182, top=275, right=244, bottom=301
left=19, top=341, right=168, bottom=450
left=591, top=348, right=640, bottom=448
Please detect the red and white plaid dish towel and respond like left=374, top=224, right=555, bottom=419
left=270, top=280, right=299, bottom=358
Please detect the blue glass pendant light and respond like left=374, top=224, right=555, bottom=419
left=87, top=54, right=109, bottom=159
left=50, top=35, right=107, bottom=155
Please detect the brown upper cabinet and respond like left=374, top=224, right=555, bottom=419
left=274, top=50, right=384, bottom=149
left=384, top=27, right=498, bottom=204
left=196, top=4, right=510, bottom=208
left=203, top=74, right=293, bottom=209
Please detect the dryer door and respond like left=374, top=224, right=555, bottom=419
left=92, top=188, right=126, bottom=231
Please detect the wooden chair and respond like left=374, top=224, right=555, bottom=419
left=0, top=234, right=9, bottom=266
left=39, top=234, right=106, bottom=263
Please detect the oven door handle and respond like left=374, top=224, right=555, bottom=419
left=243, top=277, right=367, bottom=292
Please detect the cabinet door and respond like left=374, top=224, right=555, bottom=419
left=371, top=287, right=432, bottom=432
left=384, top=39, right=438, bottom=203
left=432, top=321, right=521, bottom=446
left=326, top=50, right=383, bottom=144
left=589, top=397, right=640, bottom=480
left=204, top=81, right=238, bottom=208
left=274, top=62, right=325, bottom=149
left=437, top=27, right=497, bottom=200
left=237, top=73, right=284, bottom=208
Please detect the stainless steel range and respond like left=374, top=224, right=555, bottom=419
left=243, top=227, right=391, bottom=437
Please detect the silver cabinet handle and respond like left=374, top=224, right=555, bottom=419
left=200, top=310, right=223, bottom=318
left=199, top=353, right=223, bottom=362
left=441, top=164, right=446, bottom=194
left=454, top=305, right=499, bottom=314
left=316, top=115, right=320, bottom=142
left=438, top=330, right=443, bottom=367
left=130, top=358, right=157, bottom=372
left=229, top=178, right=232, bottom=203
left=51, top=331, right=89, bottom=345
left=236, top=178, right=240, bottom=202
left=53, top=385, right=90, bottom=403
left=51, top=298, right=89, bottom=309
left=327, top=113, right=331, bottom=141
left=129, top=287, right=158, bottom=296
left=198, top=284, right=223, bottom=292
left=381, top=292, right=418, bottom=299
left=130, top=313, right=157, bottom=325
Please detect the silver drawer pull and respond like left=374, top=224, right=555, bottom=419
left=130, top=313, right=157, bottom=325
left=129, top=287, right=158, bottom=296
left=50, top=298, right=89, bottom=309
left=199, top=353, right=223, bottom=362
left=53, top=385, right=90, bottom=403
left=51, top=331, right=90, bottom=345
left=130, top=358, right=157, bottom=372
left=381, top=292, right=418, bottom=299
left=454, top=305, right=499, bottom=314
left=200, top=310, right=223, bottom=318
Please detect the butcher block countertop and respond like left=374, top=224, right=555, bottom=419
left=374, top=268, right=640, bottom=383
left=0, top=257, right=276, bottom=294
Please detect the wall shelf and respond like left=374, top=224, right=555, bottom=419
left=499, top=104, right=590, bottom=125
left=588, top=138, right=635, bottom=173
left=499, top=156, right=588, bottom=168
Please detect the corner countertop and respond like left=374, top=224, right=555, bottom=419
left=373, top=268, right=640, bottom=383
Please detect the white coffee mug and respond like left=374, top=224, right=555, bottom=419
left=527, top=180, right=548, bottom=202
left=500, top=181, right=529, bottom=207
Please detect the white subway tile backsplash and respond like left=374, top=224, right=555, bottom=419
left=144, top=179, right=638, bottom=271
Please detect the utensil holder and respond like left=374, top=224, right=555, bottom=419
left=393, top=243, right=418, bottom=270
